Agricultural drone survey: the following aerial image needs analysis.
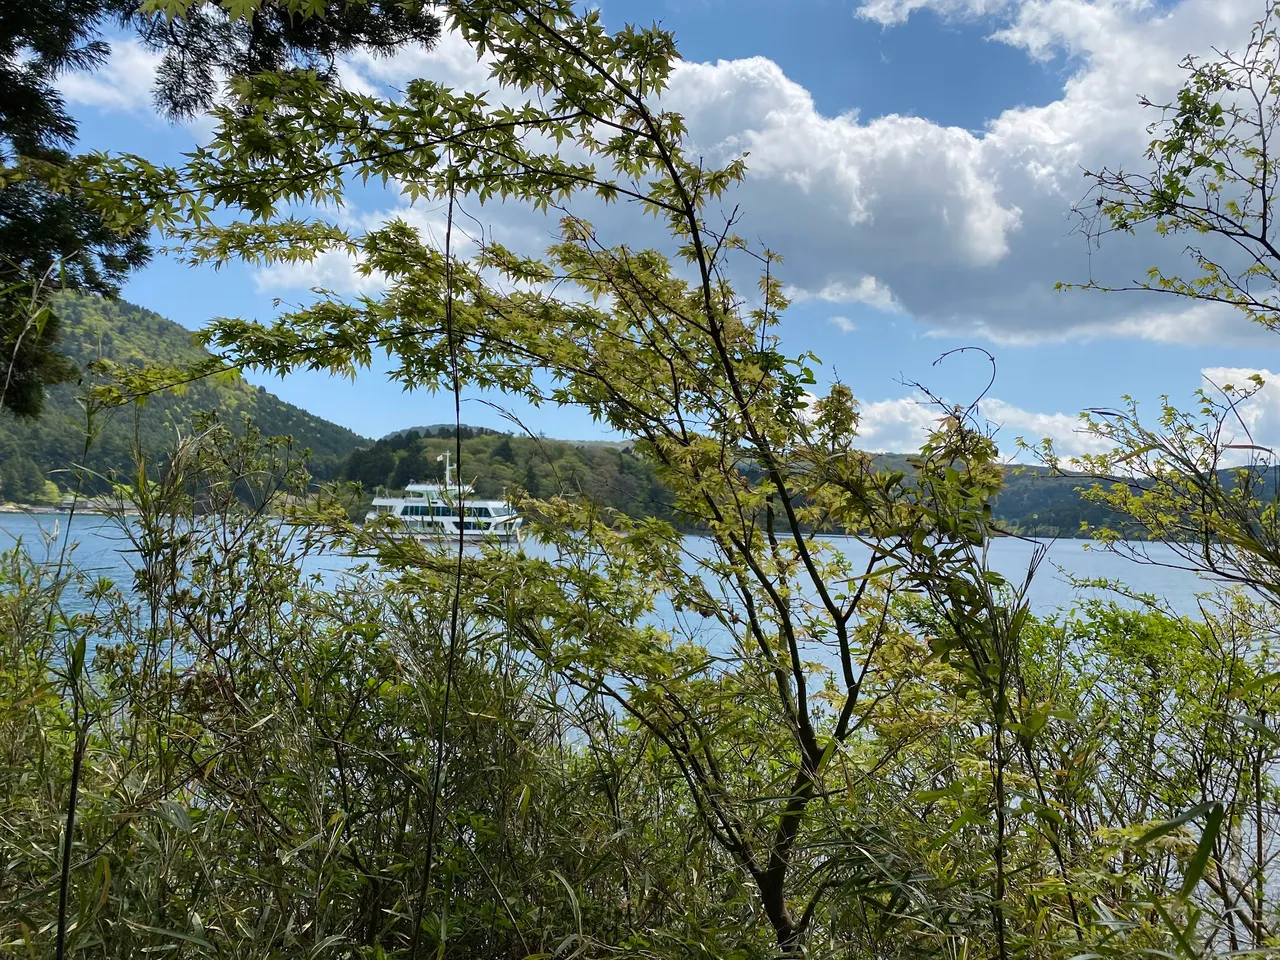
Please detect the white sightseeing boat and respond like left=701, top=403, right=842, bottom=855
left=365, top=452, right=522, bottom=542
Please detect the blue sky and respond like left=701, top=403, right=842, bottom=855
left=62, top=0, right=1280, bottom=454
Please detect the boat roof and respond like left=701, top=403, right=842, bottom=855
left=372, top=484, right=512, bottom=506
left=405, top=481, right=471, bottom=494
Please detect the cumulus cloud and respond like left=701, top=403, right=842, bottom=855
left=980, top=397, right=1112, bottom=456
left=248, top=190, right=559, bottom=295
left=797, top=275, right=904, bottom=313
left=670, top=55, right=1021, bottom=270
left=856, top=397, right=942, bottom=452
left=60, top=39, right=161, bottom=112
left=829, top=315, right=858, bottom=333
left=342, top=28, right=508, bottom=101
left=653, top=0, right=1267, bottom=345
left=855, top=366, right=1280, bottom=460
left=253, top=250, right=387, bottom=296
left=250, top=1, right=1272, bottom=347
left=1106, top=302, right=1277, bottom=347
left=855, top=393, right=1111, bottom=457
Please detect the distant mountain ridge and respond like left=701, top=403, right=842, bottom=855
left=0, top=294, right=369, bottom=503
left=0, top=296, right=1117, bottom=534
left=381, top=424, right=504, bottom=441
left=382, top=424, right=632, bottom=450
left=343, top=429, right=1121, bottom=538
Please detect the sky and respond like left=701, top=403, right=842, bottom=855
left=58, top=0, right=1280, bottom=456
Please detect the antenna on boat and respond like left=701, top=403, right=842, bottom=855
left=436, top=451, right=454, bottom=488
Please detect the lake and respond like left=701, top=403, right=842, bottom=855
left=0, top=510, right=1228, bottom=621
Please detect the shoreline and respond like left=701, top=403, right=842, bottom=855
left=0, top=504, right=139, bottom=516
left=0, top=503, right=1116, bottom=539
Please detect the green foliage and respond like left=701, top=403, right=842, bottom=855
left=131, top=0, right=443, bottom=120
left=0, top=276, right=77, bottom=419
left=13, top=1, right=1279, bottom=957
left=1066, top=387, right=1280, bottom=603
left=5, top=426, right=1278, bottom=958
left=1071, top=1, right=1280, bottom=332
left=5, top=422, right=882, bottom=960
left=1059, top=2, right=1280, bottom=605
left=0, top=292, right=367, bottom=502
left=0, top=0, right=151, bottom=415
left=0, top=0, right=153, bottom=308
left=58, top=1, right=1236, bottom=951
left=898, top=592, right=1280, bottom=958
left=0, top=0, right=441, bottom=416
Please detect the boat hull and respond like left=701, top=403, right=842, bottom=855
left=366, top=480, right=521, bottom=543
left=378, top=528, right=522, bottom=543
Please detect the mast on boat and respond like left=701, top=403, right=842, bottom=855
left=436, top=451, right=456, bottom=489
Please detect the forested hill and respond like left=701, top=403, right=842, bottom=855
left=1, top=299, right=1120, bottom=535
left=343, top=426, right=682, bottom=525
left=0, top=295, right=368, bottom=503
left=343, top=428, right=1123, bottom=537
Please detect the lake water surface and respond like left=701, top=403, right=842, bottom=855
left=0, top=511, right=1227, bottom=620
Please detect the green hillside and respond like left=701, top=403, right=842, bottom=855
left=344, top=428, right=1123, bottom=538
left=869, top=454, right=1127, bottom=537
left=0, top=294, right=369, bottom=503
left=987, top=465, right=1128, bottom=537
left=0, top=288, right=1120, bottom=532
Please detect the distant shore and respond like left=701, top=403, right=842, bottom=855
left=0, top=503, right=139, bottom=516
left=0, top=503, right=66, bottom=515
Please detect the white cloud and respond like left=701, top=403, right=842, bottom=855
left=653, top=0, right=1267, bottom=345
left=249, top=197, right=557, bottom=296
left=856, top=397, right=942, bottom=451
left=980, top=397, right=1112, bottom=456
left=855, top=365, right=1280, bottom=460
left=829, top=315, right=858, bottom=333
left=265, top=1, right=1274, bottom=347
left=855, top=393, right=1111, bottom=457
left=856, top=0, right=1017, bottom=27
left=1107, top=302, right=1276, bottom=347
left=342, top=28, right=508, bottom=101
left=798, top=275, right=903, bottom=313
left=669, top=55, right=1022, bottom=270
left=253, top=250, right=386, bottom=296
left=1200, top=366, right=1280, bottom=457
left=58, top=34, right=228, bottom=142
left=60, top=39, right=161, bottom=113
